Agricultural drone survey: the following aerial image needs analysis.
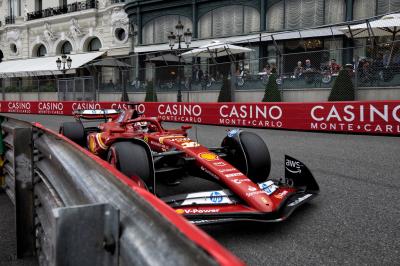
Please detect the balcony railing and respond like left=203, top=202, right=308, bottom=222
left=26, top=0, right=98, bottom=21
left=5, top=16, right=15, bottom=25
left=111, top=0, right=126, bottom=3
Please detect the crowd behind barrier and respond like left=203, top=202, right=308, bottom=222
left=3, top=40, right=400, bottom=101
left=0, top=100, right=399, bottom=135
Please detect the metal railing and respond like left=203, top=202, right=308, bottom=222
left=5, top=15, right=15, bottom=25
left=26, top=1, right=98, bottom=21
left=0, top=116, right=225, bottom=265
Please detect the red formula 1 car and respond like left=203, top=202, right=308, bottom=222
left=59, top=106, right=319, bottom=225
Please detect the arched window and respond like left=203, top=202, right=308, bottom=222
left=37, top=44, right=46, bottom=57
left=198, top=5, right=260, bottom=38
left=285, top=0, right=324, bottom=29
left=61, top=41, right=72, bottom=54
left=142, top=15, right=192, bottom=44
left=325, top=0, right=346, bottom=24
left=354, top=0, right=376, bottom=20
left=267, top=0, right=345, bottom=31
left=88, top=38, right=102, bottom=51
left=266, top=2, right=284, bottom=31
left=377, top=0, right=400, bottom=15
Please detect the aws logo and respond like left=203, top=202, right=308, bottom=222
left=285, top=159, right=302, bottom=174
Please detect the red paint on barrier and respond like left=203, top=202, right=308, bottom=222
left=2, top=101, right=400, bottom=135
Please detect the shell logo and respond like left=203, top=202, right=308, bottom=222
left=199, top=152, right=219, bottom=161
left=175, top=209, right=185, bottom=214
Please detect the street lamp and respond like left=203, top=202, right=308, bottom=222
left=56, top=54, right=72, bottom=101
left=168, top=21, right=192, bottom=102
left=56, top=54, right=72, bottom=74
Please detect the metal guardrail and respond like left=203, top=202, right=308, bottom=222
left=0, top=116, right=230, bottom=266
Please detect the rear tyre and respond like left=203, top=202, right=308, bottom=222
left=59, top=122, right=85, bottom=146
left=107, top=142, right=153, bottom=190
left=222, top=131, right=271, bottom=183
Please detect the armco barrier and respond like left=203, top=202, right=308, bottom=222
left=0, top=116, right=243, bottom=266
left=0, top=100, right=399, bottom=135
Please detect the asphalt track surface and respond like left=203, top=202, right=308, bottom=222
left=1, top=113, right=400, bottom=266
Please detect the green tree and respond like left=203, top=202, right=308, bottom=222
left=262, top=73, right=281, bottom=102
left=218, top=76, right=232, bottom=102
left=144, top=81, right=158, bottom=102
left=328, top=69, right=355, bottom=101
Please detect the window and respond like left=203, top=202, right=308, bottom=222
left=267, top=0, right=345, bottom=31
left=37, top=44, right=46, bottom=57
left=354, top=0, right=376, bottom=20
left=198, top=5, right=260, bottom=38
left=377, top=0, right=400, bottom=15
left=10, top=43, right=17, bottom=54
left=142, top=15, right=192, bottom=44
left=61, top=41, right=72, bottom=54
left=115, top=28, right=126, bottom=41
left=0, top=50, right=3, bottom=63
left=88, top=38, right=102, bottom=51
left=8, top=0, right=17, bottom=16
left=35, top=0, right=42, bottom=12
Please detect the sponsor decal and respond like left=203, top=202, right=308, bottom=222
left=274, top=190, right=288, bottom=199
left=209, top=191, right=223, bottom=203
left=181, top=141, right=200, bottom=148
left=219, top=168, right=236, bottom=173
left=258, top=181, right=278, bottom=195
left=159, top=135, right=185, bottom=144
left=7, top=102, right=31, bottom=113
left=232, top=178, right=251, bottom=184
left=219, top=104, right=283, bottom=128
left=175, top=209, right=185, bottom=214
left=199, top=152, right=219, bottom=161
left=310, top=104, right=400, bottom=134
left=261, top=197, right=268, bottom=204
left=143, top=136, right=148, bottom=143
left=247, top=185, right=257, bottom=192
left=38, top=102, right=64, bottom=115
left=72, top=102, right=101, bottom=110
left=181, top=208, right=220, bottom=214
left=285, top=159, right=302, bottom=174
left=213, top=162, right=226, bottom=167
left=225, top=173, right=244, bottom=178
left=200, top=166, right=219, bottom=180
left=158, top=104, right=202, bottom=123
left=287, top=194, right=312, bottom=207
left=246, top=191, right=266, bottom=197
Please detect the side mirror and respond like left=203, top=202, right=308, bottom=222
left=181, top=125, right=192, bottom=131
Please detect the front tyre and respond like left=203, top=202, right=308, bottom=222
left=107, top=141, right=153, bottom=190
left=59, top=122, right=85, bottom=146
left=222, top=131, right=271, bottom=183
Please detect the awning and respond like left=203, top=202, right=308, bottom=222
left=0, top=51, right=105, bottom=78
left=134, top=26, right=344, bottom=53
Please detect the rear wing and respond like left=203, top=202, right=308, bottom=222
left=73, top=109, right=122, bottom=120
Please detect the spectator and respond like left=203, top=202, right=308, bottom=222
left=293, top=61, right=304, bottom=78
left=263, top=64, right=271, bottom=75
left=329, top=59, right=341, bottom=74
left=198, top=68, right=204, bottom=82
left=304, top=59, right=313, bottom=71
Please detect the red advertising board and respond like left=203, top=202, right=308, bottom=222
left=0, top=101, right=399, bottom=135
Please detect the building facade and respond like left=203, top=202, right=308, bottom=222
left=0, top=0, right=132, bottom=62
left=124, top=0, right=400, bottom=82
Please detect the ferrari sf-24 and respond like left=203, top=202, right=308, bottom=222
left=59, top=106, right=319, bottom=225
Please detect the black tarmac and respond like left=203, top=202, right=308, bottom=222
left=1, top=114, right=399, bottom=266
